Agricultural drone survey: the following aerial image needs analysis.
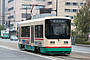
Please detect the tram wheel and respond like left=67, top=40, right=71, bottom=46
left=19, top=44, right=25, bottom=51
left=35, top=46, right=40, bottom=53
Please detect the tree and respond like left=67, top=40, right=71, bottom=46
left=0, top=25, right=4, bottom=36
left=74, top=4, right=90, bottom=37
left=0, top=25, right=3, bottom=30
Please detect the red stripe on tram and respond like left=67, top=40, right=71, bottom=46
left=19, top=37, right=43, bottom=40
left=45, top=46, right=72, bottom=48
left=60, top=46, right=72, bottom=48
left=35, top=38, right=44, bottom=40
left=19, top=37, right=31, bottom=39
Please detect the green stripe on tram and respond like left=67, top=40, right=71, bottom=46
left=40, top=47, right=71, bottom=54
left=25, top=45, right=35, bottom=51
left=18, top=44, right=35, bottom=51
left=18, top=44, right=71, bottom=54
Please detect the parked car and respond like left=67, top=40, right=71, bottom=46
left=10, top=35, right=18, bottom=41
left=1, top=30, right=9, bottom=39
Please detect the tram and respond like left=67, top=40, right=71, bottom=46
left=18, top=16, right=71, bottom=54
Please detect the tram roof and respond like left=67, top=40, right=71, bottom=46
left=19, top=16, right=71, bottom=24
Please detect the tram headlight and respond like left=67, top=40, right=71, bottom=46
left=64, top=41, right=68, bottom=44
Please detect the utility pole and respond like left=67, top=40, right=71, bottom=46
left=56, top=0, right=58, bottom=16
left=26, top=7, right=27, bottom=20
left=8, top=20, right=10, bottom=29
left=14, top=11, right=15, bottom=30
left=26, top=5, right=34, bottom=20
left=50, top=0, right=58, bottom=16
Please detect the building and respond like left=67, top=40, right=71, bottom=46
left=86, top=0, right=90, bottom=6
left=5, top=0, right=47, bottom=30
left=0, top=0, right=5, bottom=26
left=2, top=0, right=5, bottom=26
left=47, top=0, right=86, bottom=19
left=45, top=0, right=86, bottom=31
left=42, top=0, right=86, bottom=19
left=86, top=0, right=90, bottom=3
left=46, top=0, right=86, bottom=30
left=0, top=0, right=2, bottom=25
left=5, top=0, right=86, bottom=30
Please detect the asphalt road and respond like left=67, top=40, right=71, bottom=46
left=0, top=47, right=51, bottom=60
left=72, top=45, right=90, bottom=53
left=0, top=38, right=90, bottom=54
left=0, top=38, right=90, bottom=60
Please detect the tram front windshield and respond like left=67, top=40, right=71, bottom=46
left=45, top=19, right=71, bottom=39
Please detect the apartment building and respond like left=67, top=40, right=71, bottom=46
left=86, top=0, right=90, bottom=6
left=86, top=0, right=90, bottom=3
left=45, top=0, right=86, bottom=30
left=0, top=0, right=2, bottom=25
left=0, top=0, right=5, bottom=26
left=47, top=0, right=86, bottom=19
left=5, top=0, right=47, bottom=30
left=5, top=0, right=86, bottom=30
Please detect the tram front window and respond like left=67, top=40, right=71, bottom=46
left=45, top=19, right=71, bottom=39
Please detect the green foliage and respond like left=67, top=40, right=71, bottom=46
left=73, top=4, right=90, bottom=44
left=82, top=41, right=90, bottom=45
left=74, top=6, right=90, bottom=36
left=0, top=25, right=4, bottom=37
left=75, top=39, right=90, bottom=45
left=75, top=37, right=87, bottom=43
left=74, top=4, right=90, bottom=35
left=75, top=36, right=90, bottom=45
left=0, top=25, right=3, bottom=30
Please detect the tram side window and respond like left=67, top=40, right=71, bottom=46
left=35, top=25, right=43, bottom=38
left=21, top=26, right=30, bottom=37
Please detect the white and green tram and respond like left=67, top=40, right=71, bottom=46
left=18, top=16, right=71, bottom=54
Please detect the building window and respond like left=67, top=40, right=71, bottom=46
left=8, top=7, right=14, bottom=11
left=80, top=3, right=86, bottom=6
left=36, top=0, right=45, bottom=2
left=80, top=3, right=83, bottom=6
left=35, top=5, right=45, bottom=10
left=21, top=8, right=31, bottom=10
left=8, top=0, right=14, bottom=3
left=73, top=2, right=78, bottom=6
left=22, top=4, right=32, bottom=10
left=65, top=15, right=74, bottom=19
left=21, top=26, right=30, bottom=37
left=8, top=15, right=14, bottom=19
left=65, top=9, right=77, bottom=12
left=35, top=25, right=43, bottom=38
left=65, top=2, right=78, bottom=6
left=48, top=1, right=52, bottom=5
left=65, top=15, right=69, bottom=17
left=73, top=9, right=78, bottom=12
left=22, top=13, right=31, bottom=18
left=21, top=7, right=31, bottom=10
left=65, top=9, right=70, bottom=12
left=65, top=2, right=71, bottom=5
left=23, top=0, right=32, bottom=1
left=70, top=16, right=74, bottom=19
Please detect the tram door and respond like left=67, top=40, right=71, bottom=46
left=31, top=25, right=34, bottom=43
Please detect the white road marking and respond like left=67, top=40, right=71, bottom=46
left=0, top=45, right=65, bottom=60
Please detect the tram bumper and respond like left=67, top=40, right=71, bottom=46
left=40, top=46, right=72, bottom=54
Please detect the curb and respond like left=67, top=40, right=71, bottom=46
left=75, top=44, right=90, bottom=47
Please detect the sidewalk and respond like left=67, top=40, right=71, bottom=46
left=0, top=38, right=18, bottom=43
left=75, top=44, right=90, bottom=47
